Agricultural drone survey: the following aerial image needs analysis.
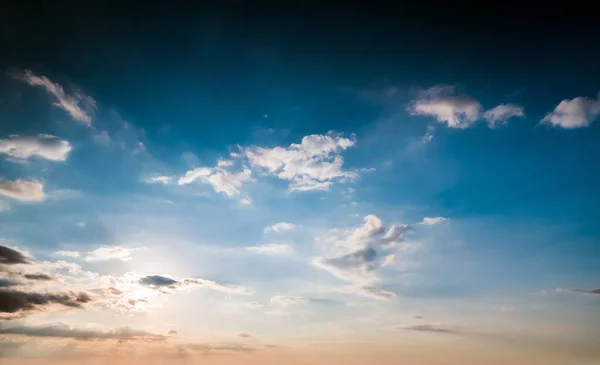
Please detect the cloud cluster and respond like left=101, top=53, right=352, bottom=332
left=0, top=134, right=72, bottom=162
left=244, top=134, right=357, bottom=191
left=541, top=94, right=600, bottom=128
left=0, top=179, right=45, bottom=202
left=11, top=69, right=95, bottom=126
left=313, top=215, right=413, bottom=299
left=408, top=85, right=524, bottom=129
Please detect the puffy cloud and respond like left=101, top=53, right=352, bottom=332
left=264, top=222, right=296, bottom=233
left=178, top=166, right=252, bottom=200
left=245, top=243, right=293, bottom=254
left=0, top=134, right=72, bottom=162
left=408, top=85, right=483, bottom=128
left=11, top=69, right=95, bottom=126
left=0, top=179, right=45, bottom=202
left=0, top=289, right=92, bottom=319
left=245, top=133, right=358, bottom=191
left=402, top=324, right=453, bottom=333
left=541, top=94, right=600, bottom=128
left=270, top=295, right=308, bottom=306
left=419, top=216, right=449, bottom=225
left=313, top=215, right=413, bottom=299
left=138, top=274, right=252, bottom=295
left=483, top=104, right=525, bottom=127
left=0, top=324, right=166, bottom=341
left=0, top=246, right=30, bottom=265
left=144, top=176, right=172, bottom=184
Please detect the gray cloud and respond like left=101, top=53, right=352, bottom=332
left=23, top=273, right=53, bottom=281
left=0, top=279, right=19, bottom=288
left=402, top=324, right=453, bottom=333
left=238, top=333, right=250, bottom=338
left=413, top=316, right=423, bottom=319
left=0, top=324, right=166, bottom=341
left=0, top=246, right=30, bottom=265
left=571, top=289, right=600, bottom=295
left=139, top=275, right=178, bottom=288
left=0, top=179, right=45, bottom=202
left=138, top=274, right=251, bottom=295
left=0, top=289, right=92, bottom=318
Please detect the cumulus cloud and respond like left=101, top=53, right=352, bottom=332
left=178, top=165, right=252, bottom=200
left=402, top=324, right=453, bottom=333
left=11, top=69, right=95, bottom=126
left=313, top=215, right=413, bottom=299
left=270, top=295, right=308, bottom=306
left=245, top=243, right=293, bottom=254
left=0, top=324, right=166, bottom=341
left=138, top=274, right=252, bottom=295
left=245, top=133, right=358, bottom=191
left=0, top=179, right=45, bottom=202
left=144, top=176, right=172, bottom=184
left=0, top=289, right=92, bottom=319
left=0, top=134, right=72, bottom=162
left=419, top=216, right=449, bottom=225
left=541, top=94, right=600, bottom=128
left=408, top=85, right=483, bottom=128
left=264, top=222, right=296, bottom=233
left=483, top=104, right=525, bottom=127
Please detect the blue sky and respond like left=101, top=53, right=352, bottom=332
left=0, top=2, right=599, bottom=364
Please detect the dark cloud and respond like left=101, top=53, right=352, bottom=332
left=168, top=330, right=178, bottom=335
left=0, top=279, right=19, bottom=288
left=403, top=324, right=453, bottom=333
left=0, top=324, right=166, bottom=341
left=0, top=289, right=92, bottom=317
left=139, top=275, right=178, bottom=288
left=572, top=289, right=600, bottom=295
left=23, top=273, right=52, bottom=281
left=238, top=333, right=250, bottom=338
left=0, top=246, right=30, bottom=265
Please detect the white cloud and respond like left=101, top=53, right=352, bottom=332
left=245, top=243, right=294, bottom=254
left=541, top=94, right=600, bottom=129
left=419, top=216, right=449, bottom=225
left=11, top=69, right=95, bottom=126
left=270, top=295, right=308, bottom=306
left=55, top=251, right=80, bottom=258
left=408, top=85, right=482, bottom=128
left=178, top=166, right=252, bottom=200
left=144, top=176, right=172, bottom=184
left=244, top=133, right=358, bottom=191
left=264, top=222, right=296, bottom=233
left=0, top=179, right=45, bottom=202
left=483, top=104, right=525, bottom=127
left=312, top=215, right=412, bottom=298
left=338, top=285, right=397, bottom=300
left=0, top=134, right=72, bottom=162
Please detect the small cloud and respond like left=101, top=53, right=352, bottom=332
left=178, top=166, right=252, bottom=199
left=92, top=130, right=111, bottom=145
left=413, top=316, right=424, bottom=319
left=245, top=243, right=293, bottom=255
left=244, top=301, right=264, bottom=309
left=264, top=222, right=296, bottom=233
left=407, top=85, right=482, bottom=129
left=0, top=289, right=92, bottom=319
left=168, top=330, right=178, bottom=336
left=0, top=134, right=72, bottom=162
left=144, top=175, right=172, bottom=184
left=238, top=333, right=251, bottom=338
left=571, top=289, right=600, bottom=295
left=338, top=285, right=397, bottom=300
left=23, top=273, right=52, bottom=281
left=0, top=179, right=45, bottom=202
left=11, top=69, right=95, bottom=126
left=419, top=216, right=449, bottom=225
left=402, top=324, right=453, bottom=333
left=138, top=274, right=252, bottom=295
left=85, top=246, right=139, bottom=262
left=483, top=104, right=525, bottom=127
left=55, top=250, right=80, bottom=258
left=541, top=94, right=600, bottom=128
left=270, top=295, right=308, bottom=306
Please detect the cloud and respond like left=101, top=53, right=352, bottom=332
left=144, top=176, right=172, bottom=184
left=270, top=295, right=308, bottom=306
left=483, top=104, right=525, bottom=127
left=413, top=316, right=424, bottom=319
left=245, top=243, right=293, bottom=254
left=55, top=251, right=80, bottom=258
left=0, top=246, right=31, bottom=265
left=178, top=165, right=252, bottom=200
left=0, top=134, right=72, bottom=162
left=571, top=289, right=600, bottom=295
left=238, top=333, right=251, bottom=338
left=23, top=273, right=52, bottom=281
left=0, top=279, right=19, bottom=288
left=244, top=133, right=358, bottom=191
left=168, top=330, right=178, bottom=335
left=0, top=324, right=166, bottom=341
left=138, top=274, right=252, bottom=295
left=11, top=69, right=95, bottom=126
left=408, top=85, right=483, bottom=128
left=0, top=289, right=92, bottom=319
left=264, top=222, right=296, bottom=233
left=419, top=216, right=449, bottom=225
left=402, top=324, right=453, bottom=333
left=541, top=94, right=600, bottom=128
left=55, top=246, right=141, bottom=262
left=244, top=301, right=264, bottom=309
left=313, top=215, right=413, bottom=299
left=0, top=179, right=45, bottom=202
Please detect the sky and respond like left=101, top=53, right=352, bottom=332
left=0, top=2, right=599, bottom=364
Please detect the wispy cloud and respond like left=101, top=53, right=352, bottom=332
left=245, top=243, right=294, bottom=254
left=10, top=69, right=95, bottom=126
left=178, top=165, right=253, bottom=202
left=55, top=246, right=142, bottom=262
left=419, top=216, right=449, bottom=225
left=270, top=295, right=308, bottom=306
left=483, top=104, right=525, bottom=127
left=0, top=179, right=45, bottom=202
left=144, top=175, right=172, bottom=184
left=0, top=134, right=72, bottom=162
left=264, top=222, right=296, bottom=233
left=401, top=324, right=453, bottom=333
left=0, top=323, right=167, bottom=341
left=541, top=93, right=600, bottom=128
